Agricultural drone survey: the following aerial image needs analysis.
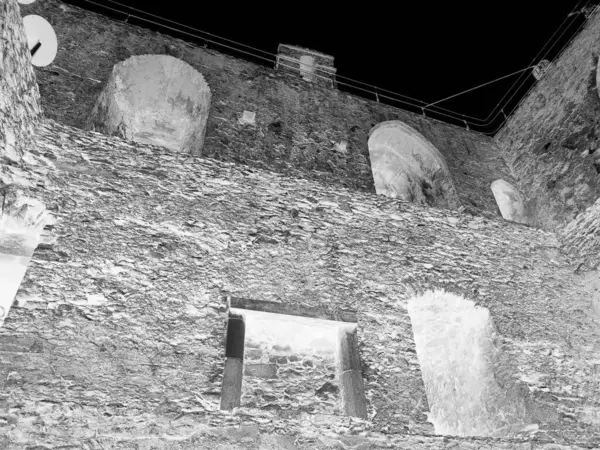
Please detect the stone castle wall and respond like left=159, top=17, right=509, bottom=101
left=0, top=0, right=42, bottom=172
left=496, top=8, right=600, bottom=230
left=22, top=0, right=513, bottom=217
left=0, top=118, right=599, bottom=448
left=3, top=1, right=600, bottom=448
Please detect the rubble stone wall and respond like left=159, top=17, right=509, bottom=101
left=0, top=0, right=42, bottom=170
left=22, top=0, right=512, bottom=217
left=561, top=197, right=600, bottom=271
left=495, top=8, right=600, bottom=230
left=0, top=119, right=599, bottom=447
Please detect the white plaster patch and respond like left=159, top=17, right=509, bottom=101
left=0, top=253, right=31, bottom=325
left=490, top=179, right=527, bottom=224
left=232, top=308, right=351, bottom=355
left=299, top=55, right=316, bottom=81
left=407, top=289, right=529, bottom=437
left=239, top=110, right=256, bottom=125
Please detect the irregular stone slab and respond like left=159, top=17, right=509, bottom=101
left=87, top=54, right=211, bottom=153
left=244, top=363, right=277, bottom=379
left=368, top=121, right=460, bottom=209
left=491, top=179, right=527, bottom=223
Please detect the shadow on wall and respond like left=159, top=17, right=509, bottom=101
left=491, top=179, right=529, bottom=225
left=367, top=121, right=461, bottom=210
left=407, top=290, right=539, bottom=438
left=85, top=54, right=211, bottom=153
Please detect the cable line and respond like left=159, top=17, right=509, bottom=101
left=424, top=66, right=535, bottom=108
left=70, top=0, right=599, bottom=134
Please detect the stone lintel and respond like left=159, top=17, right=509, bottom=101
left=277, top=44, right=335, bottom=64
left=227, top=296, right=357, bottom=324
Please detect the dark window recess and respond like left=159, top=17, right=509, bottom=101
left=220, top=313, right=245, bottom=411
left=219, top=296, right=367, bottom=418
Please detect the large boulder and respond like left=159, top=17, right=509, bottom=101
left=87, top=54, right=211, bottom=153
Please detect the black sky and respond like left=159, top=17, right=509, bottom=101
left=65, top=0, right=593, bottom=132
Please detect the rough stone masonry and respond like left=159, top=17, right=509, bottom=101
left=1, top=0, right=600, bottom=448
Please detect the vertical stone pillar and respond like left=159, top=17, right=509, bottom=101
left=338, top=326, right=368, bottom=418
left=0, top=186, right=50, bottom=326
left=220, top=313, right=245, bottom=410
left=0, top=0, right=42, bottom=169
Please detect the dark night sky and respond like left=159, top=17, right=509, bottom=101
left=65, top=0, right=594, bottom=132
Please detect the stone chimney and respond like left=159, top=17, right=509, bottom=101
left=275, top=44, right=337, bottom=88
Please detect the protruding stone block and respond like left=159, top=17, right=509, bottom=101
left=0, top=185, right=49, bottom=245
left=490, top=179, right=527, bottom=223
left=86, top=54, right=211, bottom=154
left=239, top=110, right=256, bottom=125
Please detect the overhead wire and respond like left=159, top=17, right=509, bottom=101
left=477, top=0, right=588, bottom=122
left=486, top=1, right=600, bottom=134
left=101, top=0, right=437, bottom=108
left=478, top=0, right=594, bottom=127
left=89, top=0, right=543, bottom=119
left=102, top=0, right=593, bottom=125
left=424, top=66, right=536, bottom=108
left=81, top=1, right=447, bottom=117
left=72, top=0, right=597, bottom=134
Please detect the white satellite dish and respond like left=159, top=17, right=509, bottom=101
left=23, top=15, right=57, bottom=67
left=18, top=0, right=37, bottom=4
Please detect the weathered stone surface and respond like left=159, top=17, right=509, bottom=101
left=86, top=54, right=211, bottom=153
left=495, top=8, right=600, bottom=231
left=0, top=0, right=42, bottom=170
left=368, top=120, right=460, bottom=209
left=245, top=363, right=278, bottom=379
left=0, top=119, right=597, bottom=447
left=490, top=179, right=527, bottom=223
left=561, top=197, right=600, bottom=271
left=5, top=1, right=600, bottom=448
left=23, top=0, right=513, bottom=217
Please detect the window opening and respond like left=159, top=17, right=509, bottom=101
left=220, top=297, right=366, bottom=418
